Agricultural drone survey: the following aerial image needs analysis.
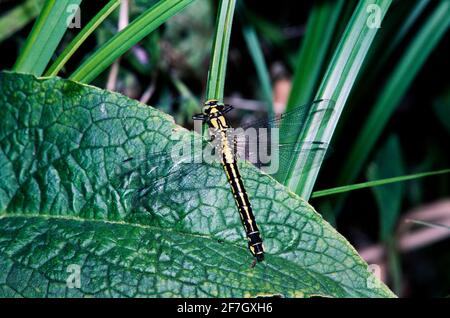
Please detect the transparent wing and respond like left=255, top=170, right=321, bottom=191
left=229, top=138, right=330, bottom=184
left=238, top=99, right=335, bottom=143
left=112, top=141, right=221, bottom=212
left=227, top=99, right=334, bottom=183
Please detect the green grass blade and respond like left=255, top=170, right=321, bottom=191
left=205, top=0, right=236, bottom=101
left=13, top=0, right=82, bottom=76
left=69, top=0, right=195, bottom=84
left=242, top=24, right=273, bottom=115
left=245, top=11, right=285, bottom=50
left=367, top=135, right=405, bottom=241
left=349, top=0, right=431, bottom=105
left=286, top=0, right=344, bottom=110
left=324, top=0, right=435, bottom=221
left=337, top=0, right=450, bottom=188
left=284, top=0, right=392, bottom=200
left=0, top=70, right=396, bottom=298
left=44, top=0, right=121, bottom=77
left=0, top=0, right=42, bottom=44
left=386, top=237, right=402, bottom=296
left=311, top=168, right=450, bottom=198
left=327, top=1, right=358, bottom=54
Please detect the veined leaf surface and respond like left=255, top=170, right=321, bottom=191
left=0, top=72, right=394, bottom=298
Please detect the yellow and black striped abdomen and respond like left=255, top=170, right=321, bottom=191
left=203, top=102, right=264, bottom=262
left=222, top=158, right=265, bottom=262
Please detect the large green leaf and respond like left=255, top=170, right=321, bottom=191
left=0, top=72, right=394, bottom=298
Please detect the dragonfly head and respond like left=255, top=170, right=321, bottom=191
left=193, top=100, right=233, bottom=122
left=202, top=99, right=223, bottom=116
left=204, top=99, right=220, bottom=108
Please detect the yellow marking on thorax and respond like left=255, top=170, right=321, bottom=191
left=208, top=110, right=234, bottom=164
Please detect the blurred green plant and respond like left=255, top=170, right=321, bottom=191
left=162, top=0, right=213, bottom=79
left=433, top=87, right=450, bottom=134
left=368, top=136, right=405, bottom=241
left=367, top=135, right=404, bottom=294
left=241, top=24, right=274, bottom=115
left=0, top=0, right=43, bottom=44
left=287, top=0, right=344, bottom=110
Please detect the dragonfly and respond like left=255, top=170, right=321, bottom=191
left=114, top=99, right=335, bottom=265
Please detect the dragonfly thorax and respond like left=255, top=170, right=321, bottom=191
left=200, top=100, right=231, bottom=130
left=193, top=100, right=234, bottom=127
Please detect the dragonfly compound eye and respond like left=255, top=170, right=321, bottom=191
left=204, top=99, right=219, bottom=108
left=202, top=106, right=209, bottom=114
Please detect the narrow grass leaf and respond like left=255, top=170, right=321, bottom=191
left=326, top=0, right=435, bottom=221
left=242, top=24, right=273, bottom=115
left=13, top=0, right=82, bottom=76
left=287, top=0, right=344, bottom=110
left=349, top=0, right=432, bottom=108
left=205, top=0, right=236, bottom=101
left=44, top=0, right=121, bottom=77
left=406, top=219, right=450, bottom=231
left=311, top=168, right=450, bottom=198
left=337, top=0, right=450, bottom=187
left=69, top=0, right=195, bottom=84
left=389, top=0, right=431, bottom=52
left=285, top=0, right=392, bottom=200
